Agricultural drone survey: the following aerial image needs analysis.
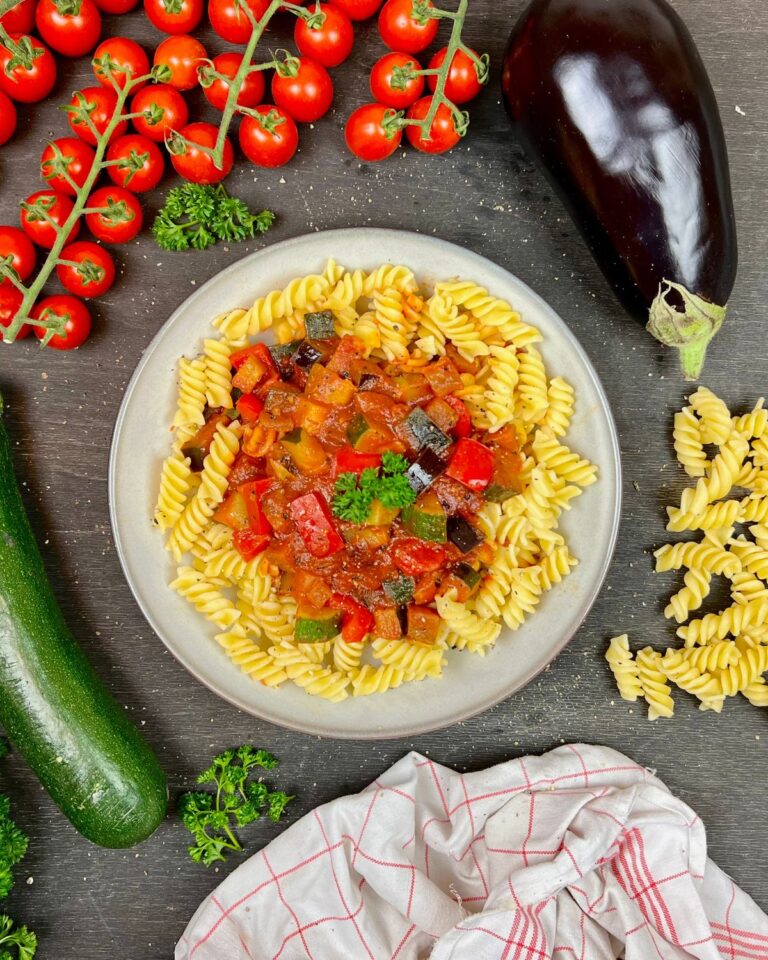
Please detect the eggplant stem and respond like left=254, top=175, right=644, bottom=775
left=646, top=279, right=727, bottom=381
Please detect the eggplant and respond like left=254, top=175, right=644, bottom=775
left=447, top=516, right=483, bottom=554
left=502, top=0, right=737, bottom=379
left=406, top=448, right=446, bottom=495
left=405, top=408, right=451, bottom=455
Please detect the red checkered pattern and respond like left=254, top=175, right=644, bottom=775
left=176, top=745, right=768, bottom=959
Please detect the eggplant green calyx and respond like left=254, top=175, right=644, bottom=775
left=647, top=279, right=727, bottom=382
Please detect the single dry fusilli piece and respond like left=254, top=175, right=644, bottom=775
left=605, top=634, right=642, bottom=702
left=636, top=647, right=675, bottom=720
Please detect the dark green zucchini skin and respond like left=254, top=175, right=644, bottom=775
left=0, top=394, right=167, bottom=847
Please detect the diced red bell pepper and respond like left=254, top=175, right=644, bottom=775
left=444, top=396, right=472, bottom=437
left=289, top=491, right=344, bottom=559
left=230, top=342, right=277, bottom=373
left=233, top=529, right=270, bottom=560
left=331, top=592, right=375, bottom=643
left=239, top=478, right=274, bottom=535
left=332, top=446, right=382, bottom=478
left=445, top=437, right=495, bottom=490
left=391, top=538, right=449, bottom=576
left=236, top=393, right=265, bottom=423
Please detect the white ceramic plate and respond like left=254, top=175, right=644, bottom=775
left=109, top=228, right=621, bottom=739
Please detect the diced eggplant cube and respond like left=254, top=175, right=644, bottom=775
left=405, top=407, right=451, bottom=454
left=447, top=516, right=483, bottom=553
left=269, top=340, right=303, bottom=380
left=304, top=310, right=335, bottom=340
left=406, top=448, right=446, bottom=494
left=292, top=340, right=324, bottom=370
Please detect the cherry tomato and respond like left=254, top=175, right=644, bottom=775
left=144, top=0, right=203, bottom=33
left=238, top=104, right=298, bottom=168
left=0, top=226, right=36, bottom=287
left=41, top=138, right=96, bottom=196
left=153, top=34, right=206, bottom=91
left=0, top=287, right=32, bottom=341
left=330, top=0, right=381, bottom=20
left=369, top=51, right=423, bottom=109
left=170, top=122, right=233, bottom=184
left=405, top=95, right=460, bottom=153
left=0, top=0, right=36, bottom=34
left=207, top=0, right=268, bottom=44
left=92, top=0, right=140, bottom=12
left=272, top=57, right=333, bottom=123
left=92, top=37, right=150, bottom=90
left=392, top=538, right=447, bottom=575
left=67, top=86, right=128, bottom=146
left=106, top=134, right=165, bottom=192
left=56, top=241, right=115, bottom=298
left=35, top=0, right=102, bottom=58
left=32, top=295, right=92, bottom=350
left=0, top=34, right=57, bottom=103
left=0, top=92, right=16, bottom=146
left=20, top=190, right=80, bottom=249
left=378, top=0, right=437, bottom=53
left=201, top=52, right=264, bottom=111
left=345, top=102, right=401, bottom=161
left=131, top=83, right=189, bottom=142
left=295, top=3, right=353, bottom=68
left=85, top=186, right=143, bottom=243
left=427, top=46, right=484, bottom=103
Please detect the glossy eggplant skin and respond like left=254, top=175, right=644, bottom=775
left=502, top=0, right=737, bottom=378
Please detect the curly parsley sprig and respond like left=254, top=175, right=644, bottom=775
left=152, top=184, right=275, bottom=252
left=332, top=451, right=416, bottom=523
left=0, top=741, right=37, bottom=959
left=178, top=746, right=293, bottom=866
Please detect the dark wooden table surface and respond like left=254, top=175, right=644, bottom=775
left=1, top=0, right=767, bottom=955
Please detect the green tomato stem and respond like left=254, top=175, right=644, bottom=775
left=3, top=70, right=153, bottom=343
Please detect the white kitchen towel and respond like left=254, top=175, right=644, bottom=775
left=176, top=744, right=768, bottom=959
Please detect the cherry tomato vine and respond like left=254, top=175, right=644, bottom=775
left=0, top=0, right=488, bottom=343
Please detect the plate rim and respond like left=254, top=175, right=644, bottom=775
left=109, top=226, right=622, bottom=739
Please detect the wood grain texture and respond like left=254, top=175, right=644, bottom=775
left=1, top=0, right=768, bottom=954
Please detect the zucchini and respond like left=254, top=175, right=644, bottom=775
left=294, top=605, right=341, bottom=642
left=365, top=498, right=399, bottom=526
left=401, top=490, right=447, bottom=542
left=0, top=395, right=167, bottom=847
left=280, top=427, right=328, bottom=475
left=383, top=574, right=415, bottom=605
left=347, top=413, right=371, bottom=448
left=304, top=310, right=335, bottom=340
left=269, top=339, right=304, bottom=380
left=455, top=562, right=481, bottom=590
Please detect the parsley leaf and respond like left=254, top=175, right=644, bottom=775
left=153, top=184, right=275, bottom=252
left=332, top=456, right=416, bottom=523
left=178, top=746, right=293, bottom=866
left=0, top=916, right=37, bottom=960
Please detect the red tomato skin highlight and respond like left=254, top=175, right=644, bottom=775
left=377, top=0, right=437, bottom=53
left=330, top=0, right=381, bottom=21
left=92, top=0, right=141, bottom=13
left=41, top=138, right=96, bottom=196
left=35, top=0, right=102, bottom=58
left=0, top=226, right=36, bottom=286
left=0, top=34, right=57, bottom=103
left=92, top=37, right=150, bottom=90
left=271, top=57, right=333, bottom=123
left=85, top=186, right=143, bottom=243
left=130, top=84, right=189, bottom=142
left=294, top=3, right=354, bottom=68
left=207, top=0, right=268, bottom=44
left=369, top=51, right=423, bottom=109
left=170, top=122, right=233, bottom=184
left=106, top=134, right=165, bottom=192
left=20, top=190, right=80, bottom=249
left=202, top=52, right=265, bottom=110
left=427, top=46, right=483, bottom=103
left=345, top=102, right=402, bottom=162
left=56, top=241, right=116, bottom=298
left=67, top=87, right=128, bottom=146
left=405, top=96, right=460, bottom=154
left=238, top=106, right=299, bottom=168
left=0, top=0, right=35, bottom=34
left=153, top=34, right=207, bottom=91
left=32, top=295, right=92, bottom=349
left=144, top=0, right=203, bottom=34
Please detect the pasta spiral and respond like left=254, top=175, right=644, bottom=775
left=351, top=664, right=407, bottom=696
left=370, top=638, right=444, bottom=679
left=663, top=568, right=711, bottom=623
left=216, top=632, right=287, bottom=687
left=653, top=541, right=739, bottom=577
left=199, top=420, right=242, bottom=504
left=174, top=356, right=207, bottom=429
left=665, top=498, right=741, bottom=533
left=636, top=648, right=675, bottom=720
left=436, top=592, right=502, bottom=650
left=532, top=429, right=598, bottom=487
left=154, top=449, right=191, bottom=532
left=676, top=598, right=768, bottom=646
left=203, top=338, right=234, bottom=409
left=672, top=406, right=708, bottom=478
left=689, top=386, right=732, bottom=445
left=171, top=566, right=241, bottom=630
left=605, top=634, right=642, bottom=702
left=483, top=345, right=518, bottom=431
left=540, top=377, right=575, bottom=438
left=682, top=433, right=750, bottom=515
